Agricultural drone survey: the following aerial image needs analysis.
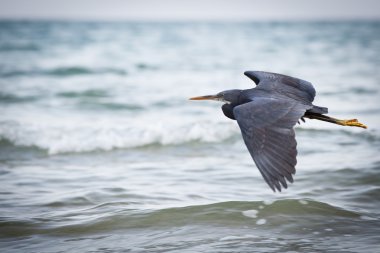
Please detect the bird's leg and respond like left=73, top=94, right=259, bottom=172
left=297, top=117, right=306, bottom=125
left=334, top=118, right=367, bottom=129
left=304, top=112, right=367, bottom=129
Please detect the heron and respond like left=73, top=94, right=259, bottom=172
left=190, top=71, right=367, bottom=192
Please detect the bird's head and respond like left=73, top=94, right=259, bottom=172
left=189, top=89, right=242, bottom=104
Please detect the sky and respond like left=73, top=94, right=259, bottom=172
left=0, top=0, right=379, bottom=21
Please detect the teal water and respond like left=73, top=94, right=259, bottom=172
left=1, top=21, right=380, bottom=252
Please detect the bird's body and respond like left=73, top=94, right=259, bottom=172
left=190, top=71, right=367, bottom=192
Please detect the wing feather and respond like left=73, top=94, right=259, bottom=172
left=233, top=97, right=311, bottom=191
left=244, top=71, right=316, bottom=103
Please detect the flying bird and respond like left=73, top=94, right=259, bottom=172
left=190, top=71, right=367, bottom=192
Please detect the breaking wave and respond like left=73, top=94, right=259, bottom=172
left=1, top=116, right=378, bottom=155
left=0, top=119, right=238, bottom=154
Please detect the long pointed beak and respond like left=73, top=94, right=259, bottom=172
left=189, top=95, right=220, bottom=101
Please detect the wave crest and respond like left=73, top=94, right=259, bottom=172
left=0, top=199, right=362, bottom=237
left=0, top=119, right=237, bottom=154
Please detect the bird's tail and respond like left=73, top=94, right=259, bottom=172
left=307, top=105, right=328, bottom=114
left=304, top=112, right=367, bottom=129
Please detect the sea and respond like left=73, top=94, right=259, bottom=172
left=0, top=20, right=380, bottom=253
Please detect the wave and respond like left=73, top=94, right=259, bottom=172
left=296, top=127, right=380, bottom=143
left=0, top=66, right=127, bottom=77
left=1, top=117, right=378, bottom=155
left=0, top=119, right=238, bottom=155
left=0, top=90, right=146, bottom=112
left=0, top=199, right=364, bottom=237
left=0, top=43, right=40, bottom=52
left=133, top=199, right=361, bottom=227
left=0, top=92, right=40, bottom=104
left=46, top=67, right=127, bottom=76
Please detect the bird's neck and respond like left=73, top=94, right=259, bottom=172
left=222, top=103, right=237, bottom=120
left=221, top=89, right=253, bottom=120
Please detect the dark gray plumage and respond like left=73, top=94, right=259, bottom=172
left=190, top=71, right=367, bottom=192
left=234, top=71, right=314, bottom=191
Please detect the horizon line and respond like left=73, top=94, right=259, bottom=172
left=1, top=16, right=380, bottom=23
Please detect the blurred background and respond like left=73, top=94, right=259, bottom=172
left=0, top=1, right=380, bottom=252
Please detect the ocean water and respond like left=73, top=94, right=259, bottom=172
left=0, top=21, right=380, bottom=252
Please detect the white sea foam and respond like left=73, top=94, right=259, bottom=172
left=0, top=109, right=238, bottom=154
left=242, top=209, right=258, bottom=218
left=256, top=219, right=267, bottom=225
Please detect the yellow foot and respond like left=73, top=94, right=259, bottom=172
left=337, top=119, right=367, bottom=129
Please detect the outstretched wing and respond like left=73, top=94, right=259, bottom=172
left=244, top=71, right=316, bottom=103
left=233, top=97, right=312, bottom=192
